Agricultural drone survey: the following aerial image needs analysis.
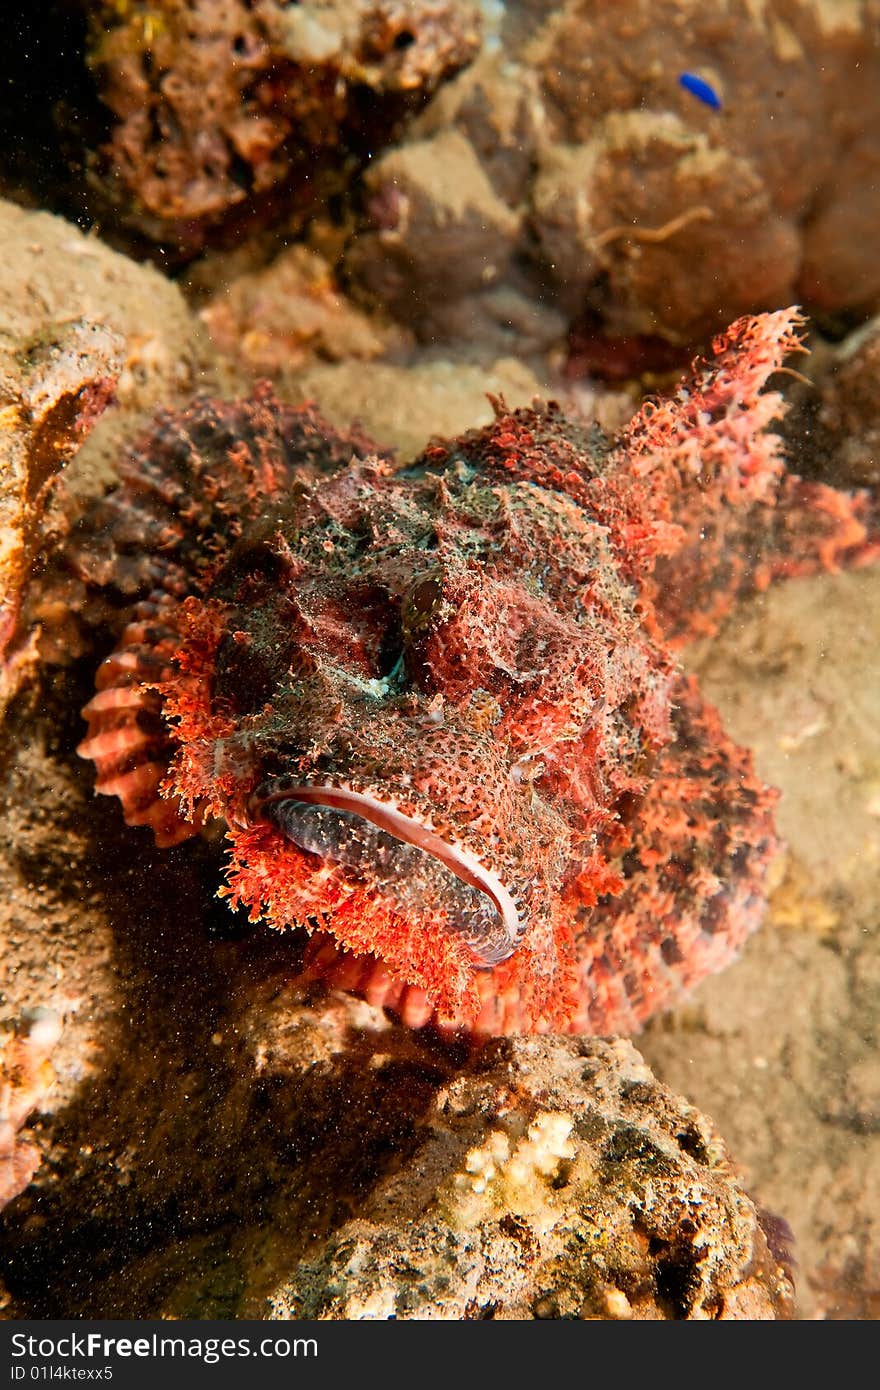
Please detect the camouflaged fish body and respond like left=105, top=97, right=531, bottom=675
left=71, top=311, right=879, bottom=1034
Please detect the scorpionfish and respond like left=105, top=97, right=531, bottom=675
left=68, top=309, right=878, bottom=1036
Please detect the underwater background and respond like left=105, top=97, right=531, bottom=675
left=1, top=0, right=879, bottom=1319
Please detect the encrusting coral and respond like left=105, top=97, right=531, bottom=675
left=276, top=1034, right=796, bottom=1320
left=0, top=1010, right=61, bottom=1212
left=84, top=0, right=482, bottom=255
left=64, top=309, right=879, bottom=1036
left=344, top=0, right=880, bottom=354
left=0, top=317, right=122, bottom=711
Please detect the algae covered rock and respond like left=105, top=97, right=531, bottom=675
left=0, top=198, right=211, bottom=699
left=85, top=0, right=481, bottom=256
left=273, top=1035, right=795, bottom=1320
left=343, top=0, right=880, bottom=352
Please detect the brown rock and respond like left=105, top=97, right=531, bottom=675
left=200, top=244, right=411, bottom=378
left=816, top=317, right=880, bottom=488
left=533, top=113, right=799, bottom=341
left=525, top=0, right=880, bottom=333
left=272, top=1035, right=795, bottom=1319
left=0, top=1010, right=61, bottom=1211
left=345, top=128, right=522, bottom=339
left=0, top=315, right=122, bottom=706
left=343, top=0, right=880, bottom=346
left=0, top=199, right=212, bottom=691
left=86, top=0, right=481, bottom=255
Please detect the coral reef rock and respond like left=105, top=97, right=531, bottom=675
left=281, top=355, right=550, bottom=459
left=0, top=921, right=791, bottom=1320
left=200, top=244, right=412, bottom=378
left=0, top=199, right=212, bottom=502
left=815, top=316, right=880, bottom=490
left=345, top=0, right=880, bottom=350
left=84, top=0, right=481, bottom=255
left=273, top=1034, right=795, bottom=1320
left=0, top=1010, right=61, bottom=1212
left=0, top=313, right=121, bottom=707
left=0, top=198, right=213, bottom=694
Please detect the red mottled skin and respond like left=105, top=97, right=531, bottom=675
left=70, top=311, right=879, bottom=1035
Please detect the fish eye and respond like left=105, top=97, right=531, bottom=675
left=402, top=572, right=445, bottom=641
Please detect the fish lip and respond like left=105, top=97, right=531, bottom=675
left=251, top=780, right=522, bottom=966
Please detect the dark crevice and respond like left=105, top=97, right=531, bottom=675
left=0, top=2, right=107, bottom=227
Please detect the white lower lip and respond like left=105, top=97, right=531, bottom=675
left=258, top=782, right=521, bottom=958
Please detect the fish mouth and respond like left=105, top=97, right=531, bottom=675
left=253, top=782, right=522, bottom=967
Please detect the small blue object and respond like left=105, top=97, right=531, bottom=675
left=678, top=72, right=721, bottom=109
